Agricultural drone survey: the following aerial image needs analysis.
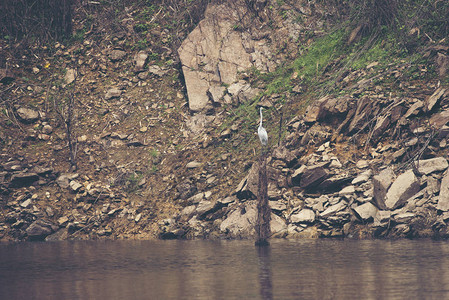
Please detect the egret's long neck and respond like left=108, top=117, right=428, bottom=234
left=259, top=108, right=263, bottom=128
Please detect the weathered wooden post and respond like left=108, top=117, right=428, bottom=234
left=255, top=150, right=271, bottom=246
left=255, top=106, right=270, bottom=246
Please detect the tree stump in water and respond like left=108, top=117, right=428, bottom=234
left=255, top=152, right=271, bottom=246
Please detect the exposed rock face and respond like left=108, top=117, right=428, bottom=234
left=178, top=0, right=274, bottom=112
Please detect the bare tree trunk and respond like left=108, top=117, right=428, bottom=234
left=255, top=150, right=270, bottom=246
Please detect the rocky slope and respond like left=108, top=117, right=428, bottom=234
left=1, top=0, right=449, bottom=242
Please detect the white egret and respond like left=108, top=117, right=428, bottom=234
left=258, top=107, right=268, bottom=146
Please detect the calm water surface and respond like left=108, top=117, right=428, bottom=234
left=1, top=239, right=449, bottom=299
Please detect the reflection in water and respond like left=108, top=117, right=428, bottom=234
left=257, top=246, right=273, bottom=300
left=1, top=239, right=449, bottom=299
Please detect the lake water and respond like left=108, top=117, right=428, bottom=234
left=1, top=239, right=449, bottom=299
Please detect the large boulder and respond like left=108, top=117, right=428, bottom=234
left=220, top=201, right=257, bottom=238
left=178, top=0, right=275, bottom=112
left=384, top=170, right=420, bottom=209
left=300, top=163, right=329, bottom=190
left=26, top=220, right=57, bottom=241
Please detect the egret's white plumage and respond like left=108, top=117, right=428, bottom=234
left=258, top=107, right=268, bottom=146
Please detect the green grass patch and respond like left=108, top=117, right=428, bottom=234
left=255, top=29, right=348, bottom=96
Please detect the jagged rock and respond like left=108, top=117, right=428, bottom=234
left=56, top=173, right=78, bottom=189
left=9, top=172, right=39, bottom=188
left=179, top=205, right=196, bottom=222
left=373, top=167, right=395, bottom=209
left=235, top=162, right=258, bottom=199
left=352, top=170, right=372, bottom=185
left=3, top=161, right=22, bottom=172
left=339, top=185, right=355, bottom=196
left=430, top=109, right=449, bottom=128
left=135, top=213, right=142, bottom=222
left=300, top=163, right=329, bottom=190
left=305, top=196, right=326, bottom=212
left=301, top=124, right=331, bottom=146
left=426, top=175, right=440, bottom=195
left=269, top=200, right=287, bottom=212
left=385, top=170, right=420, bottom=209
left=400, top=100, right=424, bottom=124
left=322, top=96, right=351, bottom=116
left=436, top=53, right=449, bottom=77
left=394, top=212, right=415, bottom=223
left=16, top=107, right=39, bottom=123
left=271, top=214, right=287, bottom=237
left=134, top=51, right=148, bottom=71
left=26, top=219, right=56, bottom=241
left=218, top=196, right=236, bottom=205
left=304, top=96, right=329, bottom=123
left=291, top=165, right=306, bottom=183
left=186, top=161, right=202, bottom=169
left=105, top=88, right=122, bottom=100
left=109, top=49, right=126, bottom=61
left=220, top=202, right=256, bottom=237
left=426, top=87, right=446, bottom=111
left=373, top=210, right=391, bottom=226
left=196, top=200, right=218, bottom=217
left=318, top=174, right=353, bottom=191
left=148, top=65, right=168, bottom=77
left=437, top=171, right=449, bottom=211
left=353, top=202, right=378, bottom=221
left=290, top=209, right=315, bottom=223
left=220, top=201, right=286, bottom=238
left=320, top=201, right=346, bottom=218
left=348, top=96, right=372, bottom=133
left=69, top=180, right=83, bottom=192
left=64, top=68, right=77, bottom=84
left=187, top=192, right=205, bottom=204
left=272, top=145, right=296, bottom=165
left=58, top=216, right=69, bottom=226
left=356, top=160, right=369, bottom=169
left=416, top=157, right=448, bottom=175
left=371, top=114, right=390, bottom=140
left=20, top=198, right=32, bottom=208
